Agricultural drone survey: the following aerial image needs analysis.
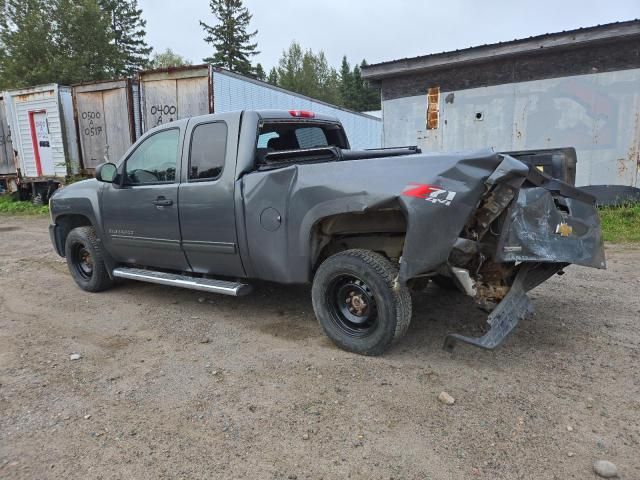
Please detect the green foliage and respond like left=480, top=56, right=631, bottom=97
left=200, top=0, right=259, bottom=76
left=0, top=0, right=151, bottom=89
left=0, top=0, right=59, bottom=88
left=267, top=67, right=278, bottom=85
left=599, top=204, right=640, bottom=243
left=254, top=63, right=266, bottom=81
left=53, top=0, right=119, bottom=85
left=98, top=0, right=152, bottom=76
left=271, top=43, right=381, bottom=112
left=275, top=42, right=341, bottom=105
left=149, top=48, right=192, bottom=69
left=0, top=195, right=49, bottom=215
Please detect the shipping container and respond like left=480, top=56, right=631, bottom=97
left=3, top=84, right=80, bottom=182
left=139, top=65, right=212, bottom=132
left=73, top=79, right=140, bottom=169
left=0, top=96, right=16, bottom=175
left=138, top=65, right=382, bottom=149
left=0, top=96, right=17, bottom=192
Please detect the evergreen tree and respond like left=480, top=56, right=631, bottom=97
left=359, top=60, right=381, bottom=111
left=339, top=56, right=354, bottom=109
left=99, top=0, right=152, bottom=76
left=150, top=48, right=192, bottom=69
left=54, top=0, right=119, bottom=84
left=0, top=0, right=59, bottom=88
left=200, top=0, right=259, bottom=75
left=267, top=67, right=278, bottom=85
left=254, top=63, right=266, bottom=81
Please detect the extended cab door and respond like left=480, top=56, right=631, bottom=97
left=178, top=113, right=245, bottom=277
left=101, top=124, right=189, bottom=271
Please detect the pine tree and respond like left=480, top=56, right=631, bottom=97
left=200, top=0, right=259, bottom=75
left=0, top=0, right=59, bottom=88
left=54, top=0, right=119, bottom=84
left=339, top=56, right=354, bottom=109
left=99, top=0, right=152, bottom=76
left=359, top=60, right=381, bottom=111
left=267, top=67, right=278, bottom=85
left=254, top=63, right=266, bottom=81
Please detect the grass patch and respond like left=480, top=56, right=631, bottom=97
left=0, top=195, right=49, bottom=216
left=599, top=204, right=640, bottom=243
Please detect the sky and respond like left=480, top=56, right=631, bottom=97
left=137, top=0, right=639, bottom=70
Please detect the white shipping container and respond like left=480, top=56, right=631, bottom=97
left=3, top=84, right=80, bottom=179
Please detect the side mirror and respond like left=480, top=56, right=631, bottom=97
left=96, top=162, right=117, bottom=183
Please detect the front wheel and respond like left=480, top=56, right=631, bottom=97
left=312, top=249, right=412, bottom=356
left=65, top=226, right=113, bottom=292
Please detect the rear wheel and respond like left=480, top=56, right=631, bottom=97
left=65, top=226, right=113, bottom=292
left=312, top=249, right=412, bottom=356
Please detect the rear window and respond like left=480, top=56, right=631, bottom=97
left=256, top=121, right=348, bottom=163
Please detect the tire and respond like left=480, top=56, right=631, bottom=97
left=431, top=274, right=458, bottom=291
left=65, top=226, right=113, bottom=292
left=311, top=249, right=412, bottom=356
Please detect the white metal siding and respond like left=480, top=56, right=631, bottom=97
left=382, top=69, right=640, bottom=187
left=213, top=71, right=382, bottom=150
left=3, top=85, right=69, bottom=178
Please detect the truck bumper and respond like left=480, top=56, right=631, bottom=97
left=49, top=224, right=64, bottom=257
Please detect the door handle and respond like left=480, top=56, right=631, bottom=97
left=153, top=196, right=173, bottom=207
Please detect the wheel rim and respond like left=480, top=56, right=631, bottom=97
left=72, top=244, right=94, bottom=280
left=327, top=274, right=378, bottom=337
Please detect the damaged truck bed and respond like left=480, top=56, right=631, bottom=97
left=49, top=110, right=606, bottom=356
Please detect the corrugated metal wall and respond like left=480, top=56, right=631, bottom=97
left=212, top=70, right=382, bottom=149
left=0, top=97, right=16, bottom=175
left=3, top=85, right=69, bottom=178
left=382, top=68, right=640, bottom=187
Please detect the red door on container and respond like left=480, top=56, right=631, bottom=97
left=29, top=111, right=55, bottom=176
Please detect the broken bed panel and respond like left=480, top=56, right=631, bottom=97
left=496, top=187, right=606, bottom=269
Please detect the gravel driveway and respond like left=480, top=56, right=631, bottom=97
left=1, top=215, right=638, bottom=479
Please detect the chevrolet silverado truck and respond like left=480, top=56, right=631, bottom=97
left=49, top=110, right=606, bottom=355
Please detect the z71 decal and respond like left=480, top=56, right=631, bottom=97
left=402, top=183, right=457, bottom=206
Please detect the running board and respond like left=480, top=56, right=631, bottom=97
left=112, top=267, right=252, bottom=296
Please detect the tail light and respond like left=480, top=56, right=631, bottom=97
left=289, top=110, right=315, bottom=118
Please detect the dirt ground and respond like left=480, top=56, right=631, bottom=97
left=0, top=215, right=638, bottom=480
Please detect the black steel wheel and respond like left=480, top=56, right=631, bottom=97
left=327, top=274, right=378, bottom=337
left=312, top=249, right=412, bottom=356
left=71, top=245, right=94, bottom=280
left=65, top=226, right=113, bottom=292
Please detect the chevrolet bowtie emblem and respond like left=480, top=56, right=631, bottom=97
left=556, top=222, right=573, bottom=237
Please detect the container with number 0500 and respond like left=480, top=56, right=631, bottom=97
left=73, top=79, right=142, bottom=170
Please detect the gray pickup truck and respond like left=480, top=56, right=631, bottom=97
left=49, top=110, right=605, bottom=355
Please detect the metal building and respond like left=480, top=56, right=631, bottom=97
left=73, top=79, right=141, bottom=169
left=362, top=20, right=640, bottom=187
left=3, top=84, right=80, bottom=180
left=138, top=65, right=382, bottom=149
left=0, top=96, right=16, bottom=181
left=212, top=69, right=382, bottom=149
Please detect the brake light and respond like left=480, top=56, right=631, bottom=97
left=289, top=110, right=315, bottom=118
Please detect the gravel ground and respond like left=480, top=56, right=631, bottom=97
left=1, top=215, right=639, bottom=479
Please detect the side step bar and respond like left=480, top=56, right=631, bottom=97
left=112, top=267, right=252, bottom=296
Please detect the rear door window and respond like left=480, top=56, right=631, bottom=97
left=189, top=122, right=228, bottom=181
left=294, top=127, right=328, bottom=148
